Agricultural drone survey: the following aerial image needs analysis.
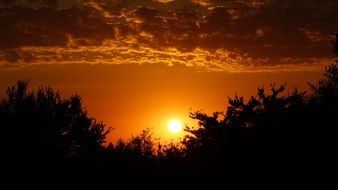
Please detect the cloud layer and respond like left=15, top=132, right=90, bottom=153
left=0, top=0, right=337, bottom=71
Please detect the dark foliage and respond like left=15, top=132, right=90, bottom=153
left=178, top=34, right=337, bottom=186
left=0, top=81, right=110, bottom=188
left=0, top=80, right=109, bottom=162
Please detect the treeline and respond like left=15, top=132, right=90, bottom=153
left=0, top=37, right=337, bottom=188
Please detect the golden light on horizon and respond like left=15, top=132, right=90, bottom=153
left=168, top=119, right=183, bottom=133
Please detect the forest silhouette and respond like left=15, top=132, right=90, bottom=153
left=1, top=36, right=337, bottom=188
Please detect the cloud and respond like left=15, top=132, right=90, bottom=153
left=154, top=0, right=175, bottom=4
left=0, top=0, right=337, bottom=72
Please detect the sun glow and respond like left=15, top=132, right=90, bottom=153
left=168, top=119, right=183, bottom=133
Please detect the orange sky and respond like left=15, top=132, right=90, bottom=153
left=0, top=0, right=337, bottom=142
left=0, top=64, right=324, bottom=142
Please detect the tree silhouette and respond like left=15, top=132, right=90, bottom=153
left=1, top=33, right=337, bottom=189
left=110, top=128, right=155, bottom=162
left=0, top=80, right=109, bottom=162
left=179, top=34, right=338, bottom=184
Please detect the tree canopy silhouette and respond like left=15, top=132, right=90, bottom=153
left=0, top=34, right=337, bottom=188
left=179, top=33, right=337, bottom=184
left=0, top=80, right=109, bottom=162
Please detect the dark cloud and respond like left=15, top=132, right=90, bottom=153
left=26, top=0, right=58, bottom=7
left=0, top=5, right=118, bottom=49
left=135, top=6, right=157, bottom=20
left=133, top=0, right=338, bottom=58
left=0, top=0, right=15, bottom=5
left=2, top=50, right=37, bottom=63
left=0, top=0, right=337, bottom=71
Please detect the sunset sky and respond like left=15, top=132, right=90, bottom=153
left=0, top=0, right=337, bottom=142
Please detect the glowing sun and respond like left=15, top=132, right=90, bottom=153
left=168, top=119, right=183, bottom=133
